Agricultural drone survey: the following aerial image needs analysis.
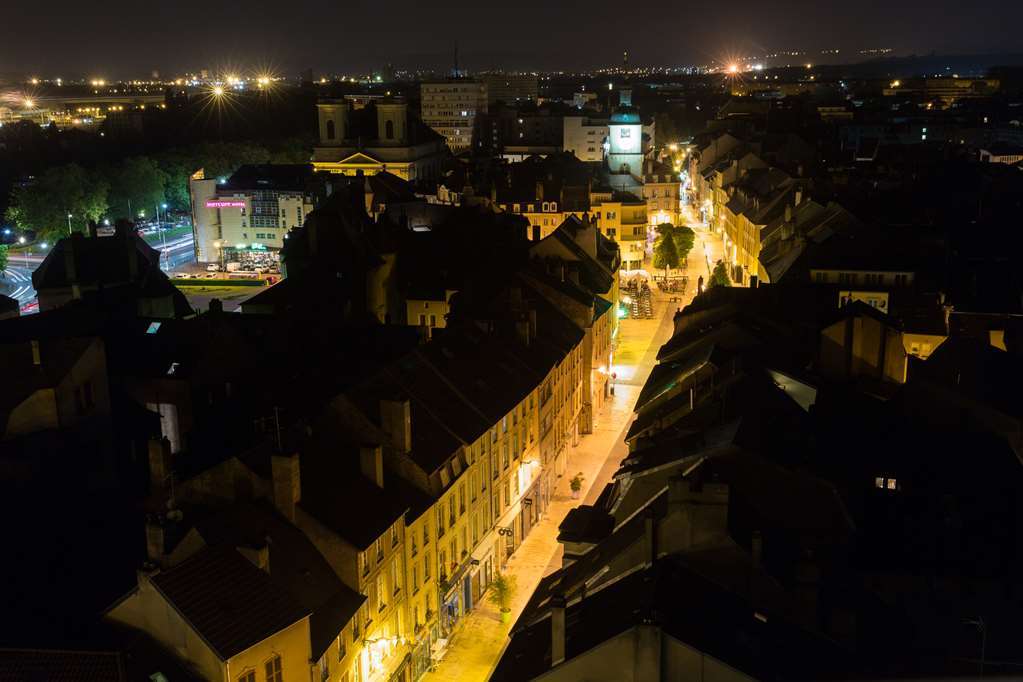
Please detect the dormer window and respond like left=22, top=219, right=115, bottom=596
left=874, top=476, right=899, bottom=491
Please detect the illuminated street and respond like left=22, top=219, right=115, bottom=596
left=421, top=224, right=724, bottom=682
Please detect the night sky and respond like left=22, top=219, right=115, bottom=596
left=3, top=0, right=1022, bottom=76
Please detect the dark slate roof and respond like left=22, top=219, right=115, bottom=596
left=908, top=335, right=1023, bottom=419
left=224, top=164, right=315, bottom=192
left=494, top=555, right=852, bottom=682
left=298, top=419, right=409, bottom=549
left=30, top=230, right=191, bottom=317
left=191, top=501, right=365, bottom=661
left=149, top=545, right=310, bottom=660
left=0, top=294, right=17, bottom=315
left=33, top=231, right=158, bottom=290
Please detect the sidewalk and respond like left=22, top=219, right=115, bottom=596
left=421, top=299, right=673, bottom=682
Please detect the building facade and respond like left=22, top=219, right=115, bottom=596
left=189, top=165, right=319, bottom=267
left=420, top=81, right=488, bottom=152
left=312, top=98, right=448, bottom=181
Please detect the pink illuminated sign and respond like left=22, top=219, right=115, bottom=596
left=205, top=200, right=247, bottom=208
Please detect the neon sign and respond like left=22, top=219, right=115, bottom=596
left=205, top=200, right=246, bottom=208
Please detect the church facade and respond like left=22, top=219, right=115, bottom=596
left=312, top=97, right=449, bottom=182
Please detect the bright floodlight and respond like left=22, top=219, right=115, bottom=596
left=23, top=98, right=34, bottom=109
left=727, top=64, right=739, bottom=74
left=212, top=85, right=225, bottom=97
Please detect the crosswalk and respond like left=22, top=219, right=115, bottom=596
left=3, top=265, right=36, bottom=304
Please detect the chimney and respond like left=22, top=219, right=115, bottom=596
left=380, top=398, right=412, bottom=453
left=271, top=453, right=301, bottom=522
left=30, top=340, right=41, bottom=366
left=536, top=181, right=544, bottom=201
left=145, top=514, right=165, bottom=565
left=532, top=225, right=541, bottom=241
left=360, top=445, right=385, bottom=488
left=559, top=263, right=566, bottom=282
left=795, top=187, right=804, bottom=206
left=550, top=594, right=567, bottom=666
left=148, top=437, right=172, bottom=499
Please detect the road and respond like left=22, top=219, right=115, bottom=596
left=422, top=226, right=726, bottom=682
left=0, top=233, right=196, bottom=314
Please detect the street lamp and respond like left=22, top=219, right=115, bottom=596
left=67, top=213, right=73, bottom=235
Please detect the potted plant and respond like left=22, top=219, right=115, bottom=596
left=489, top=571, right=517, bottom=623
left=570, top=472, right=585, bottom=499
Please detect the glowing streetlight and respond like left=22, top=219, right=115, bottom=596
left=18, top=236, right=26, bottom=245
left=212, top=85, right=225, bottom=97
left=40, top=242, right=48, bottom=249
left=727, top=64, right=739, bottom=74
left=23, top=98, right=35, bottom=109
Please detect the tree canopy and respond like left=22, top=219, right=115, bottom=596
left=3, top=137, right=313, bottom=238
left=709, top=260, right=732, bottom=288
left=107, top=157, right=168, bottom=220
left=655, top=223, right=696, bottom=263
left=0, top=245, right=8, bottom=275
left=5, top=164, right=108, bottom=240
left=653, top=227, right=681, bottom=275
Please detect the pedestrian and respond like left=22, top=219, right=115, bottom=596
left=698, top=275, right=704, bottom=294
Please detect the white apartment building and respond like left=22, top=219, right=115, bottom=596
left=420, top=81, right=488, bottom=152
left=563, top=116, right=609, bottom=162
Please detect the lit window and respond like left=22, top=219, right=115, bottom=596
left=238, top=672, right=255, bottom=682
left=265, top=655, right=283, bottom=682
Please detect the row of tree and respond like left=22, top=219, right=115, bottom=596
left=4, top=138, right=311, bottom=241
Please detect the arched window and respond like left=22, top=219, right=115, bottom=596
left=385, top=120, right=395, bottom=140
left=325, top=119, right=336, bottom=140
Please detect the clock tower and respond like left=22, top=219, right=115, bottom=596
left=606, top=106, right=643, bottom=176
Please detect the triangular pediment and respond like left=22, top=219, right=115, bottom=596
left=337, top=151, right=383, bottom=165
